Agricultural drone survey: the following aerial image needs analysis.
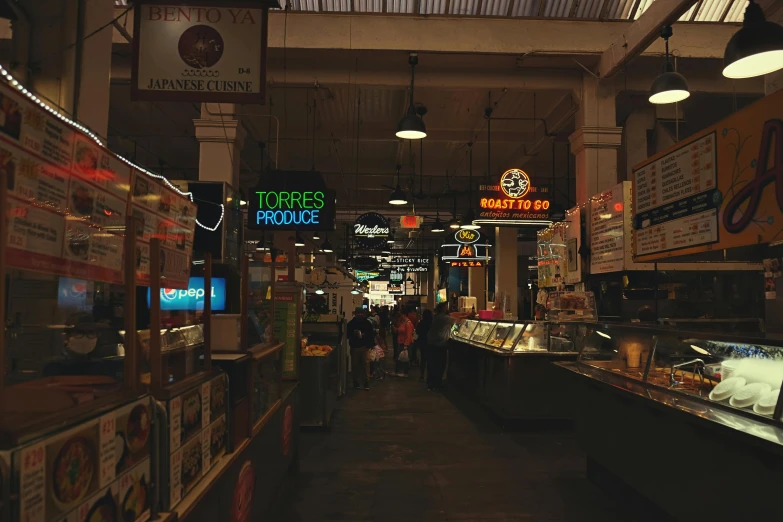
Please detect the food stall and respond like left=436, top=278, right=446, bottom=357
left=0, top=62, right=203, bottom=522
left=557, top=89, right=783, bottom=520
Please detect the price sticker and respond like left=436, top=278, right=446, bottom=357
left=99, top=414, right=117, bottom=487
left=20, top=443, right=45, bottom=522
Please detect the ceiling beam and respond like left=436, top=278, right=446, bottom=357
left=598, top=0, right=700, bottom=78
left=112, top=9, right=739, bottom=61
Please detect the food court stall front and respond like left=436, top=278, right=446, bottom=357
left=558, top=89, right=783, bottom=521
left=446, top=171, right=583, bottom=420
left=0, top=63, right=204, bottom=522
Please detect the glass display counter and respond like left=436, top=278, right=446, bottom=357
left=448, top=319, right=579, bottom=419
left=557, top=323, right=783, bottom=521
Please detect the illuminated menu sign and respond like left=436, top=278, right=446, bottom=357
left=475, top=168, right=552, bottom=226
left=451, top=260, right=484, bottom=267
left=247, top=170, right=336, bottom=231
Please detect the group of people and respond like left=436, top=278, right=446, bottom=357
left=347, top=302, right=455, bottom=392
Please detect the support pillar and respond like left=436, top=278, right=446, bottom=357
left=193, top=103, right=246, bottom=187
left=494, top=227, right=518, bottom=318
left=621, top=108, right=656, bottom=181
left=19, top=0, right=113, bottom=137
left=468, top=268, right=485, bottom=311
left=569, top=75, right=622, bottom=203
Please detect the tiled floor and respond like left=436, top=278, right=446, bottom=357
left=279, top=361, right=658, bottom=522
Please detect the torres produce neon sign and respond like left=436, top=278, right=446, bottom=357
left=253, top=190, right=325, bottom=226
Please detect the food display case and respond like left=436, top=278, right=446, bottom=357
left=299, top=321, right=343, bottom=427
left=557, top=323, right=783, bottom=521
left=448, top=319, right=580, bottom=420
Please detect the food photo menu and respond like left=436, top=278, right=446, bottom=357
left=0, top=74, right=196, bottom=288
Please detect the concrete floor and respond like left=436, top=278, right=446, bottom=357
left=278, top=356, right=667, bottom=522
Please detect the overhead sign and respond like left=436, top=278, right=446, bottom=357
left=387, top=283, right=403, bottom=294
left=454, top=229, right=481, bottom=244
left=369, top=282, right=388, bottom=293
left=633, top=90, right=783, bottom=260
left=389, top=269, right=405, bottom=283
left=352, top=256, right=380, bottom=271
left=475, top=168, right=552, bottom=226
left=355, top=270, right=380, bottom=281
left=400, top=215, right=423, bottom=229
left=451, top=261, right=484, bottom=267
left=147, top=277, right=226, bottom=311
left=378, top=257, right=429, bottom=272
left=353, top=212, right=390, bottom=250
left=247, top=170, right=336, bottom=231
left=132, top=2, right=271, bottom=103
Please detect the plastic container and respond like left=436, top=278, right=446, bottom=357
left=753, top=389, right=780, bottom=415
left=709, top=376, right=747, bottom=402
left=729, top=382, right=771, bottom=408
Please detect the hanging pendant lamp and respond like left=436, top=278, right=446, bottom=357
left=294, top=234, right=305, bottom=247
left=724, top=0, right=783, bottom=79
left=649, top=26, right=690, bottom=105
left=389, top=165, right=408, bottom=205
left=321, top=234, right=334, bottom=253
left=313, top=231, right=321, bottom=241
left=432, top=198, right=445, bottom=232
left=396, top=53, right=427, bottom=140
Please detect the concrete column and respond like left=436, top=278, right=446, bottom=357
left=494, top=227, right=518, bottom=318
left=569, top=75, right=622, bottom=204
left=193, top=103, right=247, bottom=187
left=621, top=108, right=656, bottom=181
left=19, top=0, right=113, bottom=137
left=468, top=268, right=485, bottom=311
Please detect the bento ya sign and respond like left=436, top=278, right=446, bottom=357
left=133, top=3, right=268, bottom=103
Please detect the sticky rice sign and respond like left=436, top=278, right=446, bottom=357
left=632, top=89, right=783, bottom=261
left=132, top=2, right=270, bottom=103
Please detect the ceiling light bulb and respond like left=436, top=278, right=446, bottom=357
left=389, top=185, right=408, bottom=205
left=315, top=287, right=325, bottom=295
left=723, top=0, right=783, bottom=79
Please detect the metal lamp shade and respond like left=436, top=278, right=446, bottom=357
left=649, top=70, right=690, bottom=104
left=431, top=217, right=445, bottom=232
left=396, top=109, right=427, bottom=140
left=389, top=185, right=408, bottom=205
left=460, top=209, right=481, bottom=230
left=723, top=4, right=783, bottom=79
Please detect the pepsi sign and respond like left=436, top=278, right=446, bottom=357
left=147, top=277, right=226, bottom=311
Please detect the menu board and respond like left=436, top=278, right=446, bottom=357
left=131, top=169, right=197, bottom=288
left=633, top=133, right=718, bottom=257
left=590, top=183, right=625, bottom=274
left=0, top=74, right=195, bottom=288
left=17, top=397, right=153, bottom=522
left=564, top=207, right=582, bottom=285
left=166, top=374, right=227, bottom=510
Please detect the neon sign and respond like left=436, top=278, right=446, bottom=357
left=474, top=168, right=552, bottom=226
left=247, top=171, right=336, bottom=231
left=451, top=261, right=484, bottom=267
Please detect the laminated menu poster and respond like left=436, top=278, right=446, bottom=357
left=590, top=184, right=626, bottom=274
left=131, top=169, right=197, bottom=289
left=633, top=89, right=783, bottom=261
left=0, top=74, right=196, bottom=287
left=17, top=396, right=153, bottom=522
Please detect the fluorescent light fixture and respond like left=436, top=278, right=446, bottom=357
left=596, top=331, right=611, bottom=339
left=690, top=344, right=710, bottom=355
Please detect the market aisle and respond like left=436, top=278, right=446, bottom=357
left=279, top=367, right=653, bottom=522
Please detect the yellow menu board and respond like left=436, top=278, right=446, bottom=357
left=633, top=89, right=783, bottom=261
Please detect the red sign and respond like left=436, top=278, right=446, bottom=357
left=277, top=274, right=289, bottom=281
left=399, top=215, right=422, bottom=229
left=231, top=461, right=255, bottom=522
left=282, top=404, right=293, bottom=456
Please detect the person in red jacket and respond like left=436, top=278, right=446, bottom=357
left=395, top=314, right=414, bottom=377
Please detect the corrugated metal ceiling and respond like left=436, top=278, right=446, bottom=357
left=281, top=0, right=753, bottom=21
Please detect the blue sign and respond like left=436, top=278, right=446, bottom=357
left=147, top=277, right=226, bottom=311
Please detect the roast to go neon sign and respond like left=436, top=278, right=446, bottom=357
left=254, top=191, right=325, bottom=226
left=479, top=198, right=550, bottom=211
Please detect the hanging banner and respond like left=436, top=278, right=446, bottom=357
left=353, top=212, right=390, bottom=250
left=0, top=70, right=195, bottom=287
left=474, top=169, right=553, bottom=226
left=132, top=1, right=273, bottom=103
left=633, top=89, right=783, bottom=261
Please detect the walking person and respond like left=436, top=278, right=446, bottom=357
left=426, top=303, right=455, bottom=391
left=406, top=307, right=421, bottom=365
left=395, top=312, right=414, bottom=377
left=347, top=307, right=374, bottom=390
left=416, top=309, right=434, bottom=381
